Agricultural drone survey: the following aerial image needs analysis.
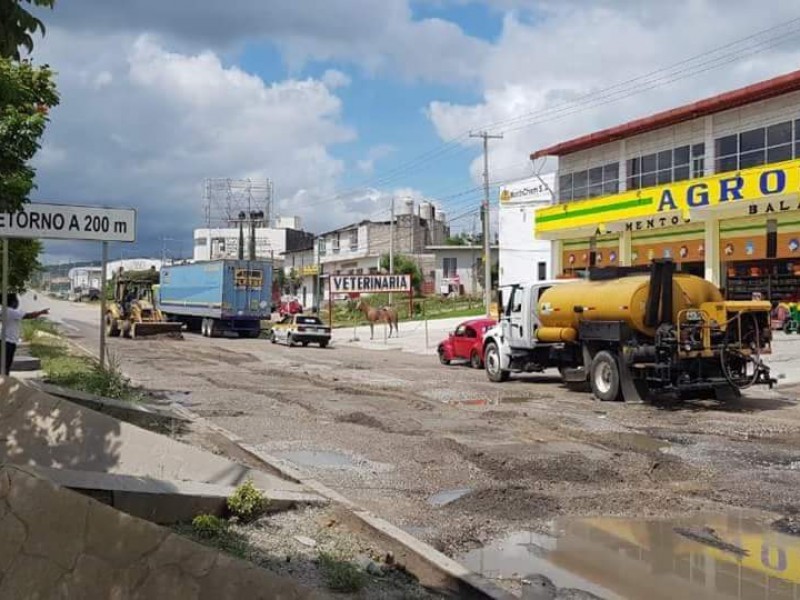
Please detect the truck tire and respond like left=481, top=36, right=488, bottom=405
left=590, top=351, right=622, bottom=402
left=484, top=342, right=509, bottom=382
left=319, top=340, right=329, bottom=348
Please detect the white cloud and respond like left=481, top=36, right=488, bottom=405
left=45, top=0, right=489, bottom=84
left=356, top=144, right=396, bottom=174
left=427, top=1, right=800, bottom=184
left=322, top=69, right=351, bottom=89
left=32, top=31, right=357, bottom=258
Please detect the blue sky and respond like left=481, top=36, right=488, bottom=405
left=26, top=0, right=800, bottom=261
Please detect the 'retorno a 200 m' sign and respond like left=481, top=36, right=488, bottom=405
left=330, top=274, right=411, bottom=294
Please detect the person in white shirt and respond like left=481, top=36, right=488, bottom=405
left=2, top=293, right=49, bottom=375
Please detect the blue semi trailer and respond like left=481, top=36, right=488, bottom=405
left=157, top=260, right=272, bottom=338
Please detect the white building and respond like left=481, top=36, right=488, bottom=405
left=498, top=174, right=555, bottom=286
left=193, top=216, right=313, bottom=263
left=425, top=245, right=498, bottom=296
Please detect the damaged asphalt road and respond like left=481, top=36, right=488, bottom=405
left=108, top=332, right=800, bottom=561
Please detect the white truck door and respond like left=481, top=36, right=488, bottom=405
left=506, top=285, right=528, bottom=348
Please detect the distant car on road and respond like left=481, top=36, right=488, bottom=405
left=279, top=297, right=304, bottom=317
left=271, top=314, right=331, bottom=348
left=437, top=318, right=496, bottom=369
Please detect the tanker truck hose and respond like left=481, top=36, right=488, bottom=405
left=720, top=311, right=762, bottom=390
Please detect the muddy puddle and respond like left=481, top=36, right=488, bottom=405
left=459, top=514, right=800, bottom=599
left=274, top=450, right=357, bottom=469
left=427, top=488, right=472, bottom=506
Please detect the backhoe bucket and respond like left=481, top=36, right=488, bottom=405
left=130, top=321, right=184, bottom=339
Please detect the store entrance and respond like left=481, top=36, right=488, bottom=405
left=677, top=262, right=704, bottom=277
left=723, top=259, right=800, bottom=302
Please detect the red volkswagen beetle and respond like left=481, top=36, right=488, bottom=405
left=437, top=318, right=496, bottom=369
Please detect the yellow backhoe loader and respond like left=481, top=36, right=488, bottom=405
left=106, top=268, right=183, bottom=339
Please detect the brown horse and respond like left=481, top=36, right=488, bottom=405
left=355, top=299, right=399, bottom=339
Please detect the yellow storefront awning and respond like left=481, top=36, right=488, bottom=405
left=535, top=158, right=800, bottom=238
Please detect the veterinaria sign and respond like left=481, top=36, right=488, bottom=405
left=330, top=274, right=411, bottom=293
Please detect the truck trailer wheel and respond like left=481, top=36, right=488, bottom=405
left=590, top=351, right=622, bottom=402
left=484, top=342, right=509, bottom=382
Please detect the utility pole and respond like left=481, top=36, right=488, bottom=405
left=389, top=197, right=395, bottom=305
left=470, top=130, right=503, bottom=317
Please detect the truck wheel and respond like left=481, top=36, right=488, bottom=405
left=438, top=346, right=450, bottom=365
left=269, top=330, right=277, bottom=344
left=319, top=340, right=329, bottom=348
left=590, top=351, right=622, bottom=402
left=484, top=342, right=509, bottom=382
left=470, top=350, right=482, bottom=369
left=301, top=341, right=309, bottom=347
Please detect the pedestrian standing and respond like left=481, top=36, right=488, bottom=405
left=2, top=293, right=49, bottom=375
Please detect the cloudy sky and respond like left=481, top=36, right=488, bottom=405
left=27, top=0, right=800, bottom=262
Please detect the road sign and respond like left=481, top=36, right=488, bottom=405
left=330, top=274, right=411, bottom=294
left=0, top=202, right=136, bottom=242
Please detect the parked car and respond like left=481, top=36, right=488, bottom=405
left=279, top=297, right=304, bottom=317
left=437, top=318, right=496, bottom=369
left=271, top=314, right=331, bottom=348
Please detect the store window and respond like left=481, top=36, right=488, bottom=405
left=559, top=162, right=619, bottom=202
left=715, top=119, right=798, bottom=174
left=627, top=144, right=697, bottom=190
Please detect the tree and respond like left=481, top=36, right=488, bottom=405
left=0, top=1, right=59, bottom=291
left=0, top=58, right=58, bottom=290
left=0, top=0, right=55, bottom=60
left=445, top=232, right=480, bottom=246
left=380, top=253, right=422, bottom=294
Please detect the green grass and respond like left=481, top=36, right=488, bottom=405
left=326, top=294, right=487, bottom=328
left=21, top=318, right=59, bottom=343
left=177, top=514, right=250, bottom=560
left=318, top=552, right=367, bottom=593
left=26, top=321, right=142, bottom=402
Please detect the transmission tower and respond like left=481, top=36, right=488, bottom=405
left=203, top=178, right=273, bottom=228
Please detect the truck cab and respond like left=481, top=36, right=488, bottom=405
left=482, top=280, right=570, bottom=381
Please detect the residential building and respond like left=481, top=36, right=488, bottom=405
left=283, top=200, right=449, bottom=303
left=532, top=68, right=800, bottom=302
left=498, top=174, right=555, bottom=285
left=425, top=245, right=498, bottom=296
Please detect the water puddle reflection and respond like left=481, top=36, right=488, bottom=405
left=427, top=488, right=472, bottom=506
left=459, top=514, right=800, bottom=599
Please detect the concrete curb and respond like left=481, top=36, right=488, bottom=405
left=171, top=404, right=516, bottom=600
left=26, top=380, right=191, bottom=427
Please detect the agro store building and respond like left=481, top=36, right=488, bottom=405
left=533, top=68, right=800, bottom=302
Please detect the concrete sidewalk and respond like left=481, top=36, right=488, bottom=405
left=332, top=315, right=472, bottom=355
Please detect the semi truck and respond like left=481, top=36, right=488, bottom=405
left=482, top=260, right=774, bottom=402
left=157, top=259, right=272, bottom=338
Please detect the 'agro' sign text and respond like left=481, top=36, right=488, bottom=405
left=331, top=274, right=411, bottom=294
left=536, top=159, right=800, bottom=235
left=0, top=203, right=136, bottom=242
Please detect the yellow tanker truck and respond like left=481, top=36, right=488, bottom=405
left=482, top=260, right=774, bottom=401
